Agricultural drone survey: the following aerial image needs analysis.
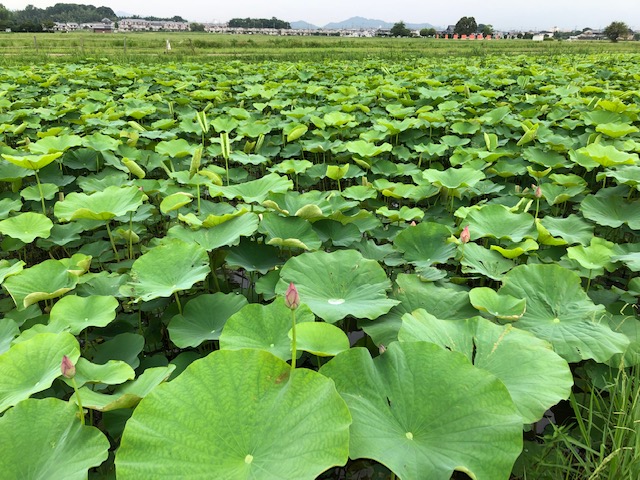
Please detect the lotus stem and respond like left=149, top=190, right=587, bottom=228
left=128, top=212, right=134, bottom=260
left=105, top=221, right=120, bottom=261
left=33, top=169, right=46, bottom=215
left=290, top=308, right=297, bottom=372
left=70, top=377, right=85, bottom=426
left=174, top=291, right=183, bottom=315
left=196, top=183, right=201, bottom=215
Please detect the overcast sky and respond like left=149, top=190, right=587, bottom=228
left=2, top=0, right=639, bottom=30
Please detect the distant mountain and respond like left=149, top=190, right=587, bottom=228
left=290, top=20, right=319, bottom=29
left=323, top=16, right=438, bottom=30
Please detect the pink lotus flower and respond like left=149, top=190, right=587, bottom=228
left=61, top=355, right=76, bottom=379
left=284, top=283, right=300, bottom=310
left=460, top=226, right=470, bottom=244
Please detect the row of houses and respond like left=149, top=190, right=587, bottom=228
left=49, top=21, right=634, bottom=40
left=53, top=18, right=190, bottom=33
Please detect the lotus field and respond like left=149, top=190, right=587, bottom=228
left=0, top=53, right=639, bottom=479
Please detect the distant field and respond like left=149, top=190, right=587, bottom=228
left=0, top=31, right=638, bottom=62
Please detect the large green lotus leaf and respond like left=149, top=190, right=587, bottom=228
left=0, top=198, right=22, bottom=220
left=540, top=214, right=593, bottom=245
left=566, top=237, right=617, bottom=271
left=159, top=192, right=193, bottom=214
left=0, top=162, right=30, bottom=181
left=0, top=259, right=25, bottom=285
left=539, top=183, right=585, bottom=206
left=290, top=322, right=350, bottom=357
left=212, top=173, right=293, bottom=204
left=28, top=134, right=83, bottom=154
left=82, top=132, right=122, bottom=151
left=460, top=243, right=515, bottom=281
left=0, top=398, right=109, bottom=480
left=463, top=205, right=537, bottom=242
left=535, top=219, right=568, bottom=246
left=54, top=185, right=144, bottom=221
left=65, top=358, right=135, bottom=388
left=605, top=315, right=640, bottom=367
left=574, top=144, right=638, bottom=167
left=1, top=152, right=62, bottom=170
left=220, top=298, right=314, bottom=361
left=376, top=206, right=424, bottom=223
left=73, top=365, right=175, bottom=412
left=469, top=287, right=526, bottom=320
left=259, top=212, right=322, bottom=251
left=312, top=219, right=362, bottom=248
left=21, top=182, right=59, bottom=201
left=344, top=140, right=392, bottom=157
left=362, top=274, right=476, bottom=346
left=155, top=138, right=198, bottom=158
left=522, top=147, right=571, bottom=168
left=277, top=250, right=399, bottom=323
left=3, top=259, right=79, bottom=310
left=90, top=333, right=144, bottom=369
left=0, top=332, right=79, bottom=412
left=393, top=222, right=456, bottom=268
left=224, top=238, right=282, bottom=274
left=116, top=349, right=351, bottom=479
left=0, top=212, right=53, bottom=243
left=423, top=167, right=485, bottom=190
left=168, top=293, right=248, bottom=348
left=121, top=239, right=210, bottom=302
left=490, top=239, right=539, bottom=259
left=580, top=189, right=640, bottom=230
left=399, top=310, right=573, bottom=424
left=499, top=264, right=629, bottom=362
left=0, top=319, right=19, bottom=355
left=320, top=342, right=522, bottom=479
left=598, top=165, right=640, bottom=190
left=49, top=295, right=118, bottom=334
left=612, top=251, right=640, bottom=272
left=269, top=159, right=314, bottom=175
left=167, top=213, right=259, bottom=251
left=595, top=122, right=639, bottom=138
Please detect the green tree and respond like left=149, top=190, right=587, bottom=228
left=228, top=17, right=290, bottom=29
left=604, top=21, right=629, bottom=42
left=0, top=3, right=12, bottom=29
left=454, top=16, right=477, bottom=35
left=390, top=21, right=412, bottom=37
left=480, top=24, right=494, bottom=36
left=419, top=27, right=436, bottom=37
left=190, top=22, right=205, bottom=32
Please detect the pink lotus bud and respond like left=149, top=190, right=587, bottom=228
left=284, top=283, right=300, bottom=310
left=410, top=221, right=416, bottom=227
left=460, top=226, right=470, bottom=244
left=534, top=185, right=542, bottom=198
left=61, top=355, right=76, bottom=379
left=379, top=344, right=386, bottom=354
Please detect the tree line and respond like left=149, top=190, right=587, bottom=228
left=389, top=16, right=634, bottom=42
left=0, top=3, right=186, bottom=32
left=389, top=17, right=493, bottom=37
left=228, top=17, right=291, bottom=29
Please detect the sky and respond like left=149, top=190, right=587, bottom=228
left=2, top=0, right=639, bottom=31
